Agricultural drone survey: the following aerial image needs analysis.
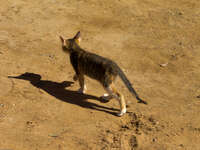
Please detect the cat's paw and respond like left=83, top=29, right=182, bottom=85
left=117, top=109, right=126, bottom=117
left=78, top=88, right=84, bottom=94
left=77, top=86, right=87, bottom=94
left=100, top=94, right=112, bottom=103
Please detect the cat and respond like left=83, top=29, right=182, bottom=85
left=59, top=31, right=147, bottom=116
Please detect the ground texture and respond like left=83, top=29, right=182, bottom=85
left=0, top=0, right=200, bottom=149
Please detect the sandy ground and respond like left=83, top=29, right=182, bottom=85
left=0, top=0, right=200, bottom=149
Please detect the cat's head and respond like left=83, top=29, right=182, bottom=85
left=59, top=31, right=81, bottom=53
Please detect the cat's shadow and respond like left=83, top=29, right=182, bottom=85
left=8, top=72, right=119, bottom=116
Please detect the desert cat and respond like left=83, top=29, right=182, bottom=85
left=59, top=31, right=147, bottom=116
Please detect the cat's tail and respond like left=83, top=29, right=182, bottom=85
left=115, top=64, right=147, bottom=104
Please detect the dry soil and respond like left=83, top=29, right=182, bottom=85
left=0, top=0, right=200, bottom=150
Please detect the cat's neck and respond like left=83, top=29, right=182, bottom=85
left=70, top=43, right=84, bottom=53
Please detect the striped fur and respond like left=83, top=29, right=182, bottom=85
left=59, top=31, right=147, bottom=116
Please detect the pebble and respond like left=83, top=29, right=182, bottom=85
left=49, top=133, right=59, bottom=137
left=152, top=138, right=157, bottom=142
left=159, top=63, right=168, bottom=67
left=179, top=144, right=184, bottom=147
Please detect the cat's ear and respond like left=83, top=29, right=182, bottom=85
left=73, top=31, right=81, bottom=44
left=59, top=36, right=65, bottom=44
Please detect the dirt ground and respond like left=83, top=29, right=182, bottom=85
left=0, top=0, right=200, bottom=149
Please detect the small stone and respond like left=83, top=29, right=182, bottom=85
left=152, top=138, right=156, bottom=142
left=26, top=121, right=33, bottom=125
left=106, top=129, right=111, bottom=133
left=126, top=104, right=130, bottom=108
left=178, top=12, right=183, bottom=16
left=49, top=134, right=59, bottom=137
left=159, top=63, right=168, bottom=67
left=179, top=144, right=184, bottom=147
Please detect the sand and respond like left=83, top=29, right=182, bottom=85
left=0, top=0, right=200, bottom=149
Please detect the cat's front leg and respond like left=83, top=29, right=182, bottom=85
left=73, top=74, right=78, bottom=81
left=77, top=74, right=87, bottom=94
left=78, top=85, right=87, bottom=94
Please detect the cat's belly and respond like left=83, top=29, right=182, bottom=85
left=84, top=70, right=105, bottom=81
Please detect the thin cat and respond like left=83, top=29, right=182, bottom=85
left=59, top=31, right=147, bottom=116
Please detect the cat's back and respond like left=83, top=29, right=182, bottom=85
left=76, top=49, right=118, bottom=79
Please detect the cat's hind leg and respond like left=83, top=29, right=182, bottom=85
left=104, top=84, right=126, bottom=116
left=100, top=93, right=113, bottom=103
